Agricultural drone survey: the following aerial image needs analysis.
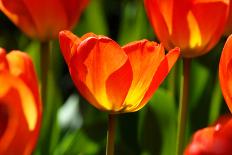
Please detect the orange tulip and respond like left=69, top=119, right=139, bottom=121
left=184, top=115, right=232, bottom=155
left=219, top=34, right=232, bottom=113
left=0, top=49, right=42, bottom=155
left=59, top=30, right=180, bottom=113
left=144, top=0, right=229, bottom=58
left=0, top=0, right=89, bottom=41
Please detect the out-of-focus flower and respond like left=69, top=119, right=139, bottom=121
left=0, top=49, right=42, bottom=155
left=224, top=0, right=232, bottom=35
left=0, top=0, right=89, bottom=41
left=184, top=115, right=232, bottom=155
left=219, top=34, right=232, bottom=112
left=144, top=0, right=229, bottom=58
left=59, top=30, right=180, bottom=113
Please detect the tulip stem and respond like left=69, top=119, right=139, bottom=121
left=40, top=41, right=51, bottom=103
left=106, top=114, right=116, bottom=155
left=176, top=58, right=191, bottom=155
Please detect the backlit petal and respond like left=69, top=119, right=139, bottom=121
left=135, top=47, right=180, bottom=111
left=122, top=40, right=166, bottom=111
left=219, top=35, right=232, bottom=113
left=70, top=35, right=132, bottom=111
left=59, top=30, right=81, bottom=63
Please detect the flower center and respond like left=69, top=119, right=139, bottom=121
left=0, top=103, right=8, bottom=138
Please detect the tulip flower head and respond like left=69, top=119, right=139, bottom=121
left=0, top=0, right=89, bottom=41
left=59, top=30, right=180, bottom=113
left=144, top=0, right=229, bottom=58
left=0, top=49, right=42, bottom=155
left=219, top=34, right=232, bottom=113
left=184, top=115, right=232, bottom=155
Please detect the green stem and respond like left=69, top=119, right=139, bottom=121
left=40, top=41, right=51, bottom=103
left=208, top=77, right=222, bottom=124
left=176, top=58, right=191, bottom=155
left=106, top=114, right=116, bottom=155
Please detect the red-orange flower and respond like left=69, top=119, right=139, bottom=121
left=219, top=34, right=232, bottom=113
left=0, top=49, right=42, bottom=155
left=144, top=0, right=229, bottom=58
left=184, top=115, right=232, bottom=155
left=0, top=0, right=89, bottom=41
left=59, top=30, right=180, bottom=113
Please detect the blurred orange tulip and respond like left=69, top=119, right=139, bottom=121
left=184, top=115, right=232, bottom=155
left=0, top=49, right=42, bottom=155
left=144, top=0, right=229, bottom=58
left=219, top=34, right=232, bottom=113
left=0, top=0, right=89, bottom=41
left=59, top=30, right=180, bottom=113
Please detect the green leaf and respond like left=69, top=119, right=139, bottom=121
left=117, top=1, right=153, bottom=45
left=54, top=130, right=100, bottom=155
left=139, top=88, right=177, bottom=155
left=74, top=0, right=108, bottom=35
left=189, top=60, right=210, bottom=109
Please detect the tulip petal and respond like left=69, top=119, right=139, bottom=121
left=0, top=0, right=37, bottom=38
left=144, top=0, right=174, bottom=50
left=219, top=35, right=232, bottom=113
left=0, top=81, right=21, bottom=153
left=6, top=51, right=41, bottom=106
left=21, top=0, right=68, bottom=40
left=60, top=0, right=89, bottom=29
left=185, top=115, right=232, bottom=155
left=122, top=40, right=171, bottom=111
left=59, top=31, right=98, bottom=63
left=191, top=0, right=229, bottom=54
left=70, top=36, right=132, bottom=111
left=136, top=47, right=180, bottom=111
left=0, top=0, right=88, bottom=40
left=59, top=30, right=81, bottom=63
left=144, top=0, right=229, bottom=58
left=0, top=73, right=38, bottom=154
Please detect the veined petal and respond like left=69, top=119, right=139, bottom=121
left=122, top=40, right=166, bottom=112
left=135, top=47, right=180, bottom=111
left=70, top=35, right=132, bottom=112
left=219, top=35, right=232, bottom=113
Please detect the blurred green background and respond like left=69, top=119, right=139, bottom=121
left=0, top=0, right=230, bottom=154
